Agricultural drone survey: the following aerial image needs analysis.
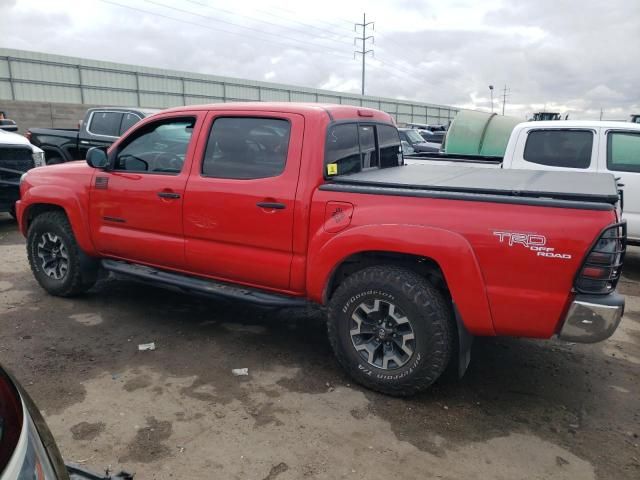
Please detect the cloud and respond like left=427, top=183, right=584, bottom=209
left=0, top=0, right=638, bottom=119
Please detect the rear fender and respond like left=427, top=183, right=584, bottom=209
left=307, top=224, right=495, bottom=335
left=20, top=185, right=96, bottom=255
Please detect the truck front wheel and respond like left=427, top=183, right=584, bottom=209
left=327, top=266, right=453, bottom=396
left=26, top=211, right=98, bottom=297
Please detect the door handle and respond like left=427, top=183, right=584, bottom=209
left=158, top=191, right=181, bottom=199
left=256, top=201, right=286, bottom=210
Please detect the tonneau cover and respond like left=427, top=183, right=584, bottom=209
left=331, top=164, right=620, bottom=204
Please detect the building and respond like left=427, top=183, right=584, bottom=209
left=0, top=48, right=458, bottom=130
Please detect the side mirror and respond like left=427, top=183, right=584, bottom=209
left=86, top=147, right=109, bottom=169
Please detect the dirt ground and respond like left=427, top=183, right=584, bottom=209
left=0, top=213, right=638, bottom=480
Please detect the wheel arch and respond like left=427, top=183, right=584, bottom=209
left=40, top=145, right=68, bottom=164
left=20, top=187, right=96, bottom=256
left=307, top=224, right=495, bottom=336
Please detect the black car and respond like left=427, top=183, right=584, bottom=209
left=397, top=128, right=440, bottom=153
left=26, top=107, right=159, bottom=165
left=0, top=365, right=131, bottom=479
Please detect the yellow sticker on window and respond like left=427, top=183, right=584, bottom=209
left=327, top=163, right=338, bottom=175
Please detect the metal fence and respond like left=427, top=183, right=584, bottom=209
left=0, top=48, right=458, bottom=125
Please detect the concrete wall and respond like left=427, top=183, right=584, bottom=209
left=0, top=99, right=98, bottom=133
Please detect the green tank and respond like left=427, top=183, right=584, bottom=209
left=444, top=110, right=522, bottom=157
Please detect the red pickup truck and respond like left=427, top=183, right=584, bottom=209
left=16, top=103, right=626, bottom=396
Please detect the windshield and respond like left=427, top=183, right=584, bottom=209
left=405, top=130, right=424, bottom=144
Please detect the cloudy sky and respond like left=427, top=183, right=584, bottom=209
left=1, top=0, right=639, bottom=119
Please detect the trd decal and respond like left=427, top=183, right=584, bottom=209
left=493, top=231, right=572, bottom=259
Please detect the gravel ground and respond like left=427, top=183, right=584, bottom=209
left=0, top=213, right=638, bottom=480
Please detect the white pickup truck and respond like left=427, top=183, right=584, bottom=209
left=405, top=120, right=640, bottom=243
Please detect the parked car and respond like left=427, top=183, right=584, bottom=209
left=26, top=107, right=159, bottom=164
left=406, top=120, right=640, bottom=244
left=631, top=114, right=640, bottom=124
left=400, top=140, right=415, bottom=155
left=398, top=128, right=439, bottom=153
left=16, top=103, right=626, bottom=396
left=416, top=128, right=445, bottom=145
left=0, top=129, right=45, bottom=217
left=0, top=120, right=18, bottom=133
left=0, top=364, right=132, bottom=480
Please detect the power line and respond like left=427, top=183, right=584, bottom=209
left=141, top=0, right=351, bottom=54
left=354, top=13, right=374, bottom=96
left=183, top=0, right=352, bottom=46
left=97, top=0, right=354, bottom=60
left=97, top=0, right=429, bottom=98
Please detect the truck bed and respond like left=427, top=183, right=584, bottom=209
left=324, top=164, right=619, bottom=208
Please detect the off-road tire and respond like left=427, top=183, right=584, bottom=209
left=327, top=265, right=454, bottom=396
left=27, top=211, right=98, bottom=296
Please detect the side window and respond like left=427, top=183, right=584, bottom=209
left=326, top=124, right=360, bottom=176
left=114, top=117, right=195, bottom=174
left=378, top=124, right=403, bottom=167
left=89, top=111, right=123, bottom=137
left=359, top=125, right=378, bottom=168
left=202, top=117, right=290, bottom=179
left=120, top=113, right=142, bottom=135
left=607, top=132, right=640, bottom=173
left=523, top=130, right=593, bottom=169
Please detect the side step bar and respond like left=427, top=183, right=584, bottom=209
left=101, top=259, right=309, bottom=308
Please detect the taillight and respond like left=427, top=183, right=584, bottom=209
left=575, top=222, right=626, bottom=294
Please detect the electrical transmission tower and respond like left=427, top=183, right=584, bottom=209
left=354, top=13, right=374, bottom=96
left=501, top=84, right=510, bottom=115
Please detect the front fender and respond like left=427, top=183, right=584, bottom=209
left=307, top=224, right=495, bottom=336
left=19, top=185, right=97, bottom=256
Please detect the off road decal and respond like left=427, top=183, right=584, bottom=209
left=342, top=290, right=395, bottom=313
left=493, top=231, right=572, bottom=259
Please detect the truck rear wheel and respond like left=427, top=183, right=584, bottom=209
left=327, top=266, right=453, bottom=396
left=26, top=211, right=98, bottom=297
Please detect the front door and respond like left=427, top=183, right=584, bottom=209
left=183, top=111, right=304, bottom=291
left=89, top=113, right=202, bottom=269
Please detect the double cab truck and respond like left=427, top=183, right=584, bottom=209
left=16, top=103, right=626, bottom=396
left=406, top=120, right=640, bottom=244
left=26, top=107, right=158, bottom=165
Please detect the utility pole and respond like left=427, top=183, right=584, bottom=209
left=599, top=108, right=603, bottom=120
left=501, top=84, right=510, bottom=115
left=354, top=13, right=374, bottom=96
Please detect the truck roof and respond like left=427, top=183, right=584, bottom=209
left=516, top=120, right=640, bottom=130
left=161, top=102, right=394, bottom=123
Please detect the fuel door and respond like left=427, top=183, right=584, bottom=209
left=324, top=201, right=354, bottom=233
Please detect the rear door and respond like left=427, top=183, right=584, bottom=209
left=182, top=111, right=304, bottom=291
left=89, top=112, right=203, bottom=269
left=600, top=129, right=640, bottom=240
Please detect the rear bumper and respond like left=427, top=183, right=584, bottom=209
left=558, top=293, right=625, bottom=343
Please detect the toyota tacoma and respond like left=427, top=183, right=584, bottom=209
left=15, top=103, right=626, bottom=396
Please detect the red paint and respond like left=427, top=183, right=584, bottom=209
left=16, top=102, right=618, bottom=340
